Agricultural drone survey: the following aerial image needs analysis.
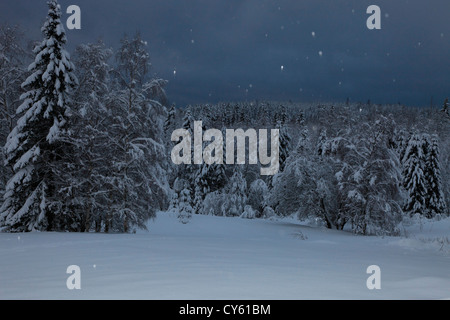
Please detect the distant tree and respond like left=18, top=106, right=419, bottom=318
left=277, top=121, right=291, bottom=173
left=247, top=179, right=269, bottom=217
left=441, top=98, right=449, bottom=118
left=402, top=134, right=428, bottom=216
left=164, top=104, right=177, bottom=133
left=336, top=116, right=403, bottom=235
left=178, top=186, right=193, bottom=224
left=222, top=168, right=247, bottom=216
left=424, top=135, right=446, bottom=217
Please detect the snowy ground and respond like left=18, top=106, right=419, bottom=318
left=0, top=212, right=449, bottom=300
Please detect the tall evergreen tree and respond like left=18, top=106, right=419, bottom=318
left=424, top=135, right=446, bottom=217
left=178, top=186, right=193, bottom=224
left=222, top=167, right=247, bottom=216
left=0, top=0, right=77, bottom=232
left=277, top=121, right=291, bottom=173
left=402, top=134, right=427, bottom=216
left=164, top=104, right=176, bottom=133
left=441, top=98, right=449, bottom=118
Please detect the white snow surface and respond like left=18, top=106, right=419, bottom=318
left=0, top=212, right=449, bottom=300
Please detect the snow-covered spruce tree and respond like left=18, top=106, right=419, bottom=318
left=0, top=1, right=77, bottom=232
left=266, top=120, right=291, bottom=189
left=178, top=186, right=193, bottom=224
left=402, top=134, right=428, bottom=216
left=316, top=128, right=328, bottom=156
left=0, top=24, right=28, bottom=204
left=192, top=160, right=228, bottom=215
left=105, top=32, right=168, bottom=232
left=173, top=106, right=196, bottom=202
left=221, top=168, right=247, bottom=216
left=441, top=98, right=449, bottom=118
left=164, top=104, right=176, bottom=134
left=193, top=163, right=209, bottom=214
left=424, top=135, right=446, bottom=217
left=277, top=121, right=291, bottom=173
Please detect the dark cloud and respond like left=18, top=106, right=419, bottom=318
left=1, top=0, right=449, bottom=107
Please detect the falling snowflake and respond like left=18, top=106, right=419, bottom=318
left=318, top=51, right=323, bottom=57
left=191, top=39, right=195, bottom=44
left=281, top=65, right=284, bottom=71
left=311, top=31, right=316, bottom=38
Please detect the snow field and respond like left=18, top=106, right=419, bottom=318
left=0, top=212, right=449, bottom=300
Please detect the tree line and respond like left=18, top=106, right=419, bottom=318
left=0, top=0, right=448, bottom=235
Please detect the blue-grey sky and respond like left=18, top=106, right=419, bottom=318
left=1, top=0, right=449, bottom=107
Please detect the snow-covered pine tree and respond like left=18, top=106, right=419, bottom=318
left=277, top=121, right=291, bottom=173
left=295, top=126, right=310, bottom=156
left=175, top=106, right=196, bottom=199
left=317, top=128, right=328, bottom=156
left=164, top=104, right=176, bottom=133
left=424, top=135, right=446, bottom=217
left=192, top=159, right=228, bottom=215
left=395, top=129, right=409, bottom=163
left=402, top=134, right=427, bottom=216
left=222, top=168, right=247, bottom=216
left=441, top=98, right=449, bottom=118
left=178, top=186, right=193, bottom=224
left=193, top=163, right=209, bottom=214
left=0, top=0, right=77, bottom=232
left=295, top=110, right=305, bottom=126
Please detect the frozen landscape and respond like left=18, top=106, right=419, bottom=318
left=0, top=0, right=449, bottom=302
left=1, top=212, right=449, bottom=300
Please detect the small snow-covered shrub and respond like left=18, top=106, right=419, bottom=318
left=241, top=205, right=256, bottom=219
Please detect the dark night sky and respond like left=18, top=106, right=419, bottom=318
left=1, top=0, right=449, bottom=107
